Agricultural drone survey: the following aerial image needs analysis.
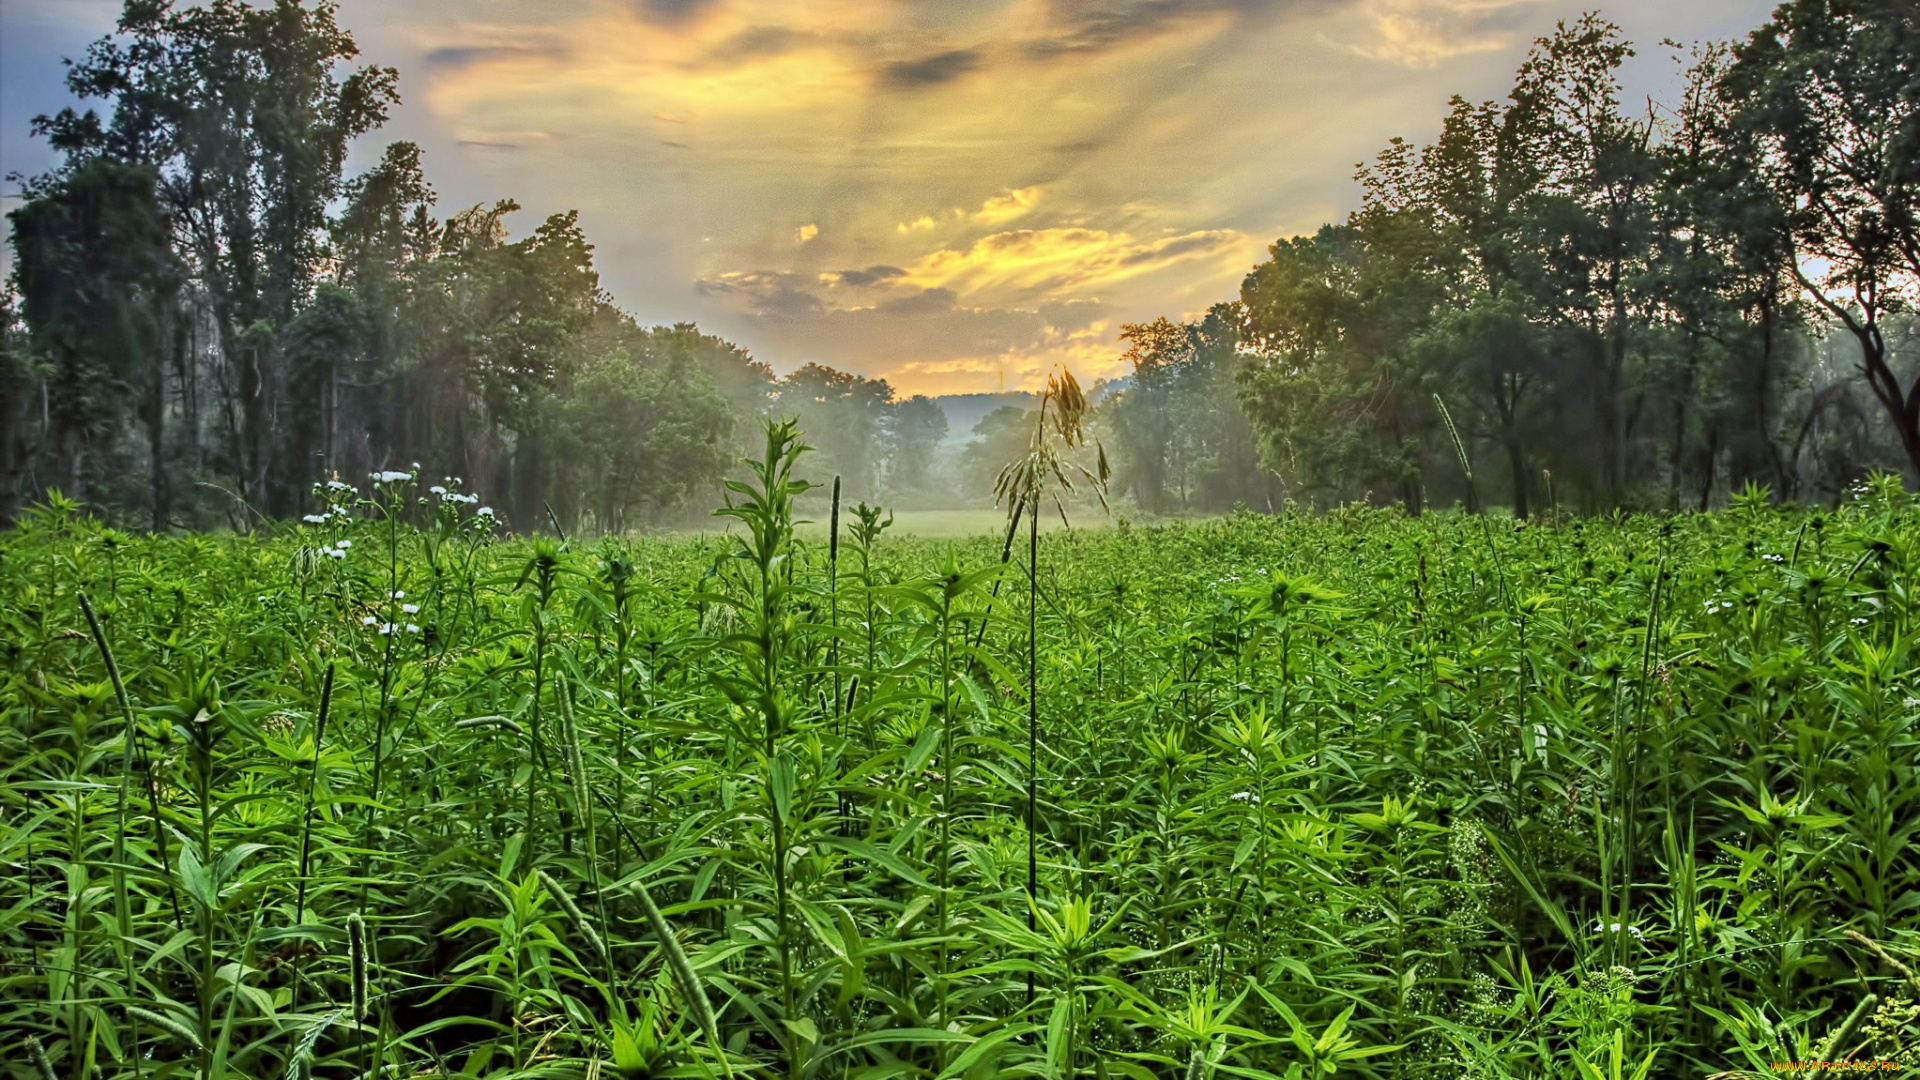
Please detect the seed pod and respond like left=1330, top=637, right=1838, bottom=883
left=538, top=869, right=610, bottom=970
left=633, top=871, right=726, bottom=1073
left=25, top=1036, right=57, bottom=1080
left=455, top=715, right=525, bottom=736
left=347, top=912, right=369, bottom=1022
left=1822, top=993, right=1878, bottom=1063
left=126, top=1006, right=204, bottom=1051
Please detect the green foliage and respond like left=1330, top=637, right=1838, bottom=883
left=4, top=446, right=1918, bottom=1078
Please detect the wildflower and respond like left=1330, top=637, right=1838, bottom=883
left=391, top=590, right=405, bottom=599
left=1592, top=920, right=1644, bottom=940
left=372, top=470, right=411, bottom=484
left=302, top=514, right=327, bottom=524
left=1229, top=791, right=1260, bottom=803
left=406, top=623, right=420, bottom=634
left=1762, top=553, right=1784, bottom=564
left=401, top=603, right=419, bottom=614
left=1851, top=617, right=1870, bottom=626
left=325, top=548, right=346, bottom=560
left=430, top=485, right=446, bottom=496
left=335, top=539, right=351, bottom=549
left=327, top=479, right=352, bottom=490
left=377, top=623, right=394, bottom=635
left=361, top=616, right=377, bottom=626
left=477, top=507, right=494, bottom=517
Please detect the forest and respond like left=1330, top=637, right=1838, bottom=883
left=6, top=1, right=1920, bottom=532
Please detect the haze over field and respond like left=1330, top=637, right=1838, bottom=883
left=3, top=0, right=1774, bottom=395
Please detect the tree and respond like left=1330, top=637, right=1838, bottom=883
left=1723, top=0, right=1920, bottom=479
left=564, top=342, right=732, bottom=530
left=1238, top=225, right=1438, bottom=511
left=775, top=363, right=894, bottom=498
left=882, top=395, right=948, bottom=501
left=1108, top=305, right=1270, bottom=514
left=38, top=0, right=400, bottom=513
left=8, top=158, right=179, bottom=524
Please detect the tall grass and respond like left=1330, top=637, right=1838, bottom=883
left=1, top=463, right=1916, bottom=1079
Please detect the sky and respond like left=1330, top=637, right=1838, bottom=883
left=2, top=0, right=1777, bottom=395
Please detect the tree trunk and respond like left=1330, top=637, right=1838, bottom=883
left=1504, top=435, right=1529, bottom=519
left=145, top=329, right=172, bottom=532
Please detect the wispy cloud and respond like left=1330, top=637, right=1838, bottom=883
left=250, top=0, right=1766, bottom=391
left=1340, top=0, right=1540, bottom=67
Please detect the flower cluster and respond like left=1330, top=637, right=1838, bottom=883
left=372, top=464, right=420, bottom=487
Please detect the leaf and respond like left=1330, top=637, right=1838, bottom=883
left=782, top=1017, right=818, bottom=1045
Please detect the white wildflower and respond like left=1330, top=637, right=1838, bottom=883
left=401, top=603, right=419, bottom=614
left=429, top=485, right=446, bottom=496
left=361, top=616, right=377, bottom=626
left=335, top=539, right=351, bottom=549
left=406, top=623, right=420, bottom=634
left=302, top=514, right=327, bottom=524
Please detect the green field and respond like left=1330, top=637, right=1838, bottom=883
left=4, top=455, right=1918, bottom=1080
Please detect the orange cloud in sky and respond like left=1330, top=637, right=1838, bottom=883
left=322, top=0, right=1777, bottom=393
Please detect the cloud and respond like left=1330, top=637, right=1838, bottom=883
left=974, top=186, right=1043, bottom=225
left=1343, top=0, right=1540, bottom=66
left=880, top=48, right=984, bottom=88
left=631, top=0, right=722, bottom=27
left=707, top=24, right=809, bottom=62
left=694, top=262, right=1120, bottom=391
left=425, top=43, right=569, bottom=69
left=875, top=287, right=960, bottom=314
left=696, top=270, right=827, bottom=319
left=898, top=215, right=939, bottom=233
left=796, top=223, right=820, bottom=243
left=901, top=226, right=1256, bottom=299
left=1026, top=0, right=1318, bottom=56
left=819, top=265, right=909, bottom=287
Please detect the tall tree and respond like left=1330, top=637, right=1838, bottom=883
left=39, top=0, right=400, bottom=512
left=8, top=159, right=179, bottom=524
left=1723, top=0, right=1920, bottom=479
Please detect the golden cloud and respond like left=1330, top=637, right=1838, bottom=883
left=900, top=227, right=1257, bottom=300
left=973, top=185, right=1044, bottom=225
left=1342, top=0, right=1540, bottom=67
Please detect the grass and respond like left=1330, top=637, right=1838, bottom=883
left=1, top=458, right=1917, bottom=1080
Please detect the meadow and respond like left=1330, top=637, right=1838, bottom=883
left=4, top=431, right=1918, bottom=1080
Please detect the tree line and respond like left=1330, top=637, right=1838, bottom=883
left=1103, top=2, right=1920, bottom=517
left=0, top=0, right=950, bottom=532
left=7, top=0, right=1920, bottom=532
